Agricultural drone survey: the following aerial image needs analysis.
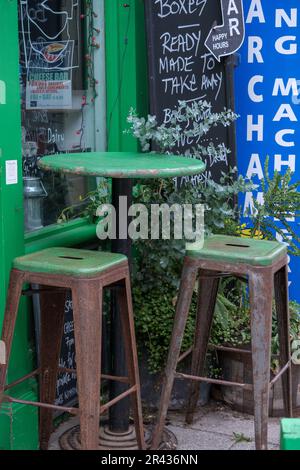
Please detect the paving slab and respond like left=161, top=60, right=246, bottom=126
left=168, top=403, right=281, bottom=447
left=167, top=425, right=234, bottom=450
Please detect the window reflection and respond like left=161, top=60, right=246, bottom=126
left=18, top=0, right=95, bottom=231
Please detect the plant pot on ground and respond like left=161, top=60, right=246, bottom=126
left=133, top=286, right=212, bottom=412
left=214, top=346, right=300, bottom=417
left=210, top=300, right=300, bottom=417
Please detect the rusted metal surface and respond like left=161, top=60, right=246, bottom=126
left=0, top=270, right=25, bottom=396
left=5, top=396, right=78, bottom=415
left=151, top=261, right=198, bottom=450
left=152, top=243, right=291, bottom=451
left=175, top=372, right=253, bottom=390
left=186, top=271, right=220, bottom=425
left=177, top=347, right=193, bottom=363
left=269, top=361, right=292, bottom=389
left=209, top=344, right=252, bottom=355
left=116, top=275, right=146, bottom=449
left=274, top=264, right=293, bottom=418
left=100, top=386, right=137, bottom=414
left=58, top=367, right=130, bottom=384
left=4, top=369, right=40, bottom=391
left=248, top=268, right=274, bottom=450
left=0, top=257, right=145, bottom=451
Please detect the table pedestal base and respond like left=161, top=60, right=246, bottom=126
left=59, top=424, right=177, bottom=450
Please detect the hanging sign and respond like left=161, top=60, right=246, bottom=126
left=205, top=0, right=245, bottom=61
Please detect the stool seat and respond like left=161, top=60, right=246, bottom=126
left=186, top=234, right=287, bottom=266
left=13, top=247, right=127, bottom=277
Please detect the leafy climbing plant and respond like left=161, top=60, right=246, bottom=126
left=126, top=100, right=254, bottom=372
left=248, top=157, right=300, bottom=256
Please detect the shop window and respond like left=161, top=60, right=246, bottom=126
left=18, top=0, right=100, bottom=231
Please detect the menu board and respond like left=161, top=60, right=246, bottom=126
left=54, top=292, right=77, bottom=409
left=145, top=0, right=238, bottom=186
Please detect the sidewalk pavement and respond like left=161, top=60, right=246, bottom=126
left=49, top=401, right=280, bottom=450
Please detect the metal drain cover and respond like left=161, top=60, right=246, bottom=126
left=59, top=424, right=177, bottom=450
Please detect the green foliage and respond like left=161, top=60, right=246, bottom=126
left=126, top=100, right=238, bottom=156
left=272, top=301, right=300, bottom=371
left=133, top=285, right=197, bottom=373
left=127, top=100, right=254, bottom=371
left=249, top=157, right=300, bottom=256
left=132, top=171, right=252, bottom=292
left=210, top=278, right=251, bottom=347
left=232, top=432, right=252, bottom=443
left=57, top=178, right=110, bottom=223
left=127, top=101, right=253, bottom=294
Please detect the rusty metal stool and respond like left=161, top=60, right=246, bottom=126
left=0, top=247, right=145, bottom=450
left=152, top=235, right=292, bottom=450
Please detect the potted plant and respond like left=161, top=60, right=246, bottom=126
left=209, top=160, right=300, bottom=416
left=125, top=100, right=253, bottom=410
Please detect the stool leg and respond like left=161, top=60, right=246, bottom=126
left=0, top=270, right=24, bottom=396
left=274, top=264, right=292, bottom=418
left=117, top=273, right=146, bottom=450
left=72, top=280, right=102, bottom=450
left=186, top=271, right=220, bottom=424
left=39, top=288, right=67, bottom=450
left=151, top=260, right=198, bottom=450
left=249, top=270, right=273, bottom=450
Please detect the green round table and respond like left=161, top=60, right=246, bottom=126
left=38, top=151, right=206, bottom=439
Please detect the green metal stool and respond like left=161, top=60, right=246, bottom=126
left=0, top=247, right=145, bottom=450
left=152, top=235, right=292, bottom=450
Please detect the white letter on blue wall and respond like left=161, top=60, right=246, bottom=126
left=273, top=104, right=297, bottom=122
left=248, top=37, right=264, bottom=63
left=275, top=129, right=295, bottom=147
left=248, top=76, right=263, bottom=102
left=275, top=9, right=297, bottom=28
left=274, top=154, right=296, bottom=172
left=275, top=36, right=297, bottom=55
left=272, top=78, right=298, bottom=97
left=247, top=115, right=264, bottom=141
left=246, top=0, right=265, bottom=24
left=246, top=154, right=264, bottom=179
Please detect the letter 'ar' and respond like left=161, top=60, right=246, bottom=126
left=205, top=0, right=245, bottom=61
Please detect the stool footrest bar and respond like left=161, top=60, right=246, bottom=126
left=269, top=360, right=291, bottom=388
left=100, top=385, right=137, bottom=414
left=4, top=395, right=78, bottom=415
left=58, top=367, right=130, bottom=384
left=4, top=369, right=40, bottom=391
left=209, top=344, right=252, bottom=355
left=178, top=347, right=193, bottom=363
left=174, top=372, right=253, bottom=390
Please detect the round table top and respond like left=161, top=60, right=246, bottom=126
left=38, top=151, right=206, bottom=179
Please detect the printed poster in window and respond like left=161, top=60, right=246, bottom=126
left=26, top=41, right=74, bottom=110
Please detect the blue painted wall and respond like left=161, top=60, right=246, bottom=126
left=235, top=0, right=300, bottom=301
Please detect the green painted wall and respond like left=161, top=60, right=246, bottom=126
left=105, top=0, right=149, bottom=151
left=0, top=0, right=38, bottom=450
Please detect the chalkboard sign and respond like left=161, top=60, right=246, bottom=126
left=33, top=289, right=77, bottom=411
left=55, top=292, right=77, bottom=409
left=144, top=0, right=237, bottom=186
